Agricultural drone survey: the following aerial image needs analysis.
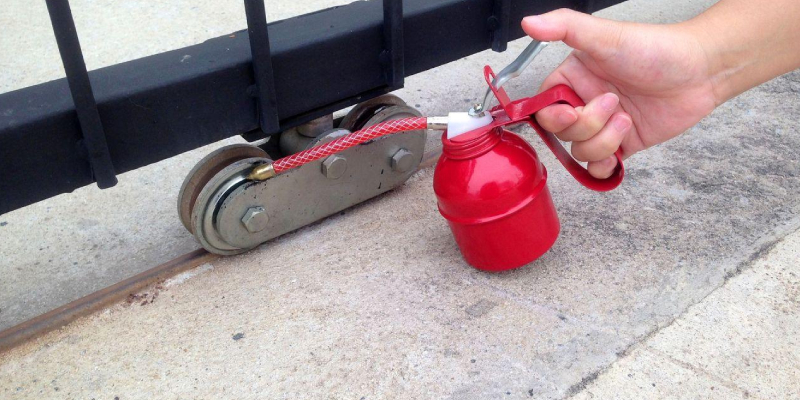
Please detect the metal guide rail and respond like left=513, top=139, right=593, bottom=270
left=0, top=0, right=624, bottom=214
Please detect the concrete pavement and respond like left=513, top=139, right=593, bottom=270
left=2, top=0, right=800, bottom=398
left=574, top=229, right=800, bottom=399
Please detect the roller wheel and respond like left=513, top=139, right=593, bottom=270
left=177, top=144, right=267, bottom=233
left=339, top=94, right=408, bottom=132
left=189, top=157, right=270, bottom=255
left=360, top=104, right=422, bottom=128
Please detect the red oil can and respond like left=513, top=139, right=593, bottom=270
left=433, top=67, right=625, bottom=272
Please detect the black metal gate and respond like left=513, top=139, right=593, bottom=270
left=0, top=0, right=624, bottom=214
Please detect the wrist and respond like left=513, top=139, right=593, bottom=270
left=679, top=0, right=800, bottom=106
left=678, top=17, right=738, bottom=106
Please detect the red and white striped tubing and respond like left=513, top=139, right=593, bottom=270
left=272, top=117, right=428, bottom=174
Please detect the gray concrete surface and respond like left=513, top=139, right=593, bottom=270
left=2, top=225, right=796, bottom=399
left=574, top=230, right=800, bottom=399
left=2, top=0, right=800, bottom=398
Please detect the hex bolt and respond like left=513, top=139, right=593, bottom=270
left=322, top=155, right=347, bottom=179
left=390, top=148, right=415, bottom=172
left=241, top=206, right=269, bottom=233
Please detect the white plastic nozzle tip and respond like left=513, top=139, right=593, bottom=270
left=446, top=112, right=493, bottom=139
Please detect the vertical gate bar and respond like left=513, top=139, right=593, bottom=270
left=382, top=0, right=404, bottom=89
left=45, top=0, right=117, bottom=188
left=490, top=0, right=510, bottom=52
left=243, top=0, right=280, bottom=134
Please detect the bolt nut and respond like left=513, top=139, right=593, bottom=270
left=322, top=155, right=347, bottom=179
left=390, top=149, right=415, bottom=173
left=241, top=206, right=269, bottom=233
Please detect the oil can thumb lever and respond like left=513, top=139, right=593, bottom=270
left=470, top=40, right=549, bottom=115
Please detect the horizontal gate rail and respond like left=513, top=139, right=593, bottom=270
left=0, top=0, right=624, bottom=214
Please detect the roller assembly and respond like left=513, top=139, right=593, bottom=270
left=178, top=95, right=434, bottom=255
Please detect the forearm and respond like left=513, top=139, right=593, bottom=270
left=683, top=0, right=800, bottom=105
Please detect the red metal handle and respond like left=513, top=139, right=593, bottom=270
left=484, top=66, right=624, bottom=192
left=523, top=85, right=624, bottom=192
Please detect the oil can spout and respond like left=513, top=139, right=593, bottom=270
left=426, top=116, right=449, bottom=131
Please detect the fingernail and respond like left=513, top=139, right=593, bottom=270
left=522, top=16, right=543, bottom=25
left=522, top=15, right=551, bottom=31
left=600, top=156, right=617, bottom=168
left=612, top=115, right=632, bottom=132
left=557, top=110, right=577, bottom=125
left=600, top=94, right=619, bottom=112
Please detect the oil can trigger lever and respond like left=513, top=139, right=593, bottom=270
left=470, top=40, right=549, bottom=116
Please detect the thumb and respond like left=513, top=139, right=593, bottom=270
left=522, top=8, right=623, bottom=59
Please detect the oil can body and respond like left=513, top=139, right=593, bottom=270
left=434, top=127, right=560, bottom=272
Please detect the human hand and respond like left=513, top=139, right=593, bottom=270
left=523, top=9, right=717, bottom=178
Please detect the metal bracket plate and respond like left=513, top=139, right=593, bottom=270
left=192, top=129, right=425, bottom=254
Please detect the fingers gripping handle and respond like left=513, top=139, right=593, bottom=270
left=525, top=85, right=624, bottom=192
left=483, top=66, right=623, bottom=191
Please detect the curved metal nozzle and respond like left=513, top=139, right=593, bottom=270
left=469, top=40, right=550, bottom=116
left=426, top=116, right=449, bottom=131
left=247, top=163, right=276, bottom=181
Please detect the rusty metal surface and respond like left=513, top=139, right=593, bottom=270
left=0, top=249, right=216, bottom=354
